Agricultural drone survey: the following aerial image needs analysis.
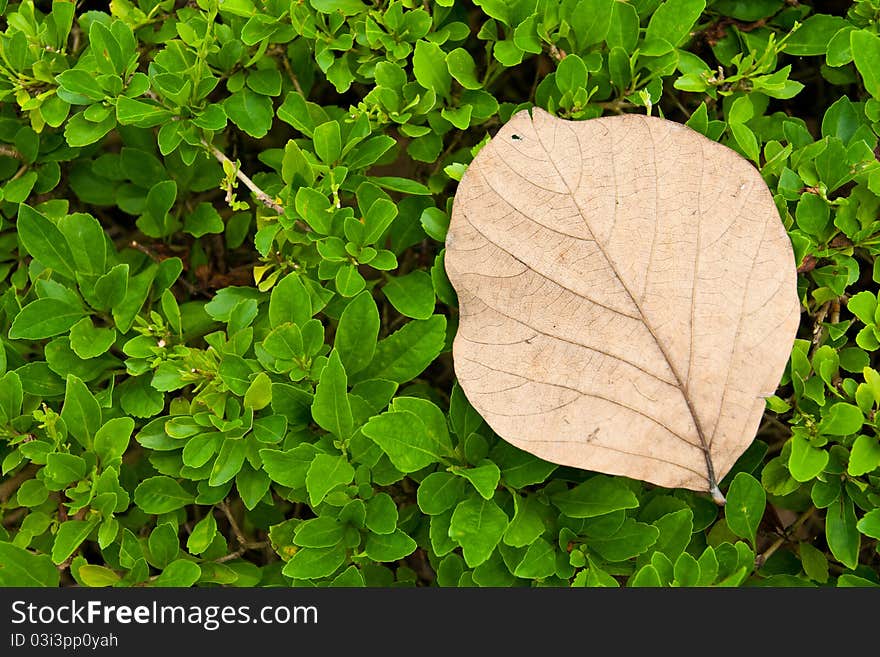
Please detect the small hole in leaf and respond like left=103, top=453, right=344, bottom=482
left=511, top=134, right=521, bottom=140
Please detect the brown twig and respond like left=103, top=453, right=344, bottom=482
left=809, top=300, right=831, bottom=358
left=203, top=141, right=285, bottom=214
left=0, top=464, right=38, bottom=503
left=218, top=500, right=264, bottom=551
left=755, top=507, right=816, bottom=569
left=0, top=144, right=22, bottom=159
left=9, top=164, right=29, bottom=182
left=280, top=57, right=305, bottom=96
left=1, top=507, right=28, bottom=529
left=596, top=98, right=637, bottom=115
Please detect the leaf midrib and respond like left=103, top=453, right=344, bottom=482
left=529, top=115, right=719, bottom=494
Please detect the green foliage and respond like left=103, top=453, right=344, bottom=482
left=0, top=0, right=879, bottom=589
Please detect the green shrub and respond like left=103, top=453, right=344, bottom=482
left=0, top=0, right=879, bottom=587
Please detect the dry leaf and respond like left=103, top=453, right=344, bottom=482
left=445, top=108, right=800, bottom=502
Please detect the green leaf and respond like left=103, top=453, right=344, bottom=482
left=857, top=508, right=880, bottom=539
left=16, top=204, right=76, bottom=279
left=260, top=446, right=315, bottom=488
left=606, top=0, right=639, bottom=51
left=52, top=518, right=99, bottom=564
left=282, top=545, right=346, bottom=579
left=653, top=508, right=694, bottom=560
left=184, top=203, right=224, bottom=237
left=417, top=472, right=466, bottom=516
left=420, top=207, right=449, bottom=242
left=244, top=371, right=273, bottom=411
left=134, top=476, right=195, bottom=514
left=392, top=396, right=453, bottom=453
left=313, top=120, right=342, bottom=164
left=556, top=54, right=588, bottom=94
left=139, top=180, right=178, bottom=238
left=789, top=434, right=829, bottom=482
left=3, top=170, right=37, bottom=202
left=116, top=96, right=173, bottom=127
left=848, top=434, right=880, bottom=477
left=282, top=545, right=345, bottom=579
left=730, top=123, right=760, bottom=163
left=270, top=272, right=313, bottom=327
left=795, top=193, right=830, bottom=237
left=45, top=453, right=87, bottom=486
left=294, top=517, right=345, bottom=548
left=0, top=372, right=23, bottom=426
left=493, top=442, right=557, bottom=488
left=449, top=496, right=509, bottom=568
left=365, top=529, right=417, bottom=562
left=646, top=0, right=705, bottom=47
left=551, top=475, right=638, bottom=518
left=355, top=315, right=446, bottom=383
left=371, top=176, right=432, bottom=196
left=335, top=292, right=380, bottom=375
left=218, top=354, right=255, bottom=395
left=312, top=351, right=354, bottom=439
left=365, top=492, right=398, bottom=534
left=826, top=495, right=860, bottom=569
left=64, top=111, right=115, bottom=147
left=247, top=68, right=282, bottom=96
left=152, top=560, right=201, bottom=587
left=69, top=317, right=116, bottom=359
left=310, top=0, right=368, bottom=15
left=799, top=542, right=829, bottom=584
left=209, top=437, right=247, bottom=486
left=413, top=40, right=451, bottom=99
left=588, top=519, right=659, bottom=562
left=851, top=30, right=880, bottom=99
left=237, top=464, right=271, bottom=510
left=9, top=298, right=86, bottom=340
left=92, top=263, right=129, bottom=311
left=673, top=552, right=701, bottom=586
left=94, top=417, right=135, bottom=467
left=819, top=403, right=864, bottom=436
left=382, top=271, right=435, bottom=320
left=77, top=564, right=120, bottom=587
left=453, top=461, right=501, bottom=500
left=503, top=495, right=546, bottom=548
left=335, top=264, right=366, bottom=297
left=570, top=0, right=615, bottom=49
left=725, top=473, right=765, bottom=544
left=0, top=542, right=60, bottom=586
left=786, top=15, right=851, bottom=56
left=59, top=212, right=107, bottom=277
left=513, top=537, right=556, bottom=579
left=362, top=410, right=447, bottom=472
left=282, top=139, right=315, bottom=187
left=446, top=48, right=481, bottom=90
left=363, top=199, right=398, bottom=244
left=630, top=564, right=662, bottom=587
left=56, top=69, right=105, bottom=101
left=61, top=374, right=101, bottom=448
left=305, top=453, right=355, bottom=506
left=16, top=479, right=48, bottom=507
left=224, top=88, right=274, bottom=138
left=847, top=291, right=876, bottom=325
left=186, top=512, right=218, bottom=555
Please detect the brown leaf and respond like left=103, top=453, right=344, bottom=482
left=445, top=108, right=799, bottom=502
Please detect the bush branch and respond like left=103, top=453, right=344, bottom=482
left=755, top=507, right=816, bottom=569
left=203, top=141, right=285, bottom=215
